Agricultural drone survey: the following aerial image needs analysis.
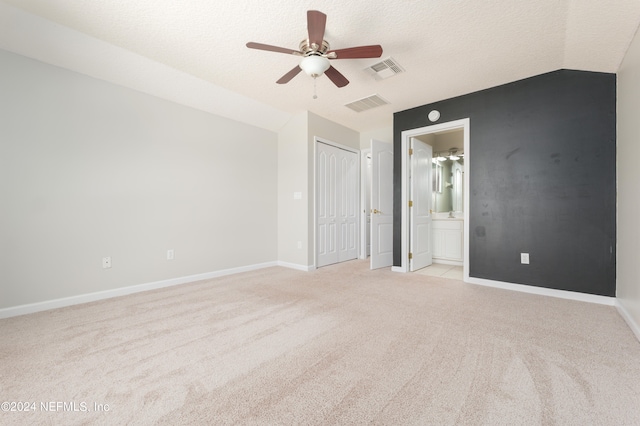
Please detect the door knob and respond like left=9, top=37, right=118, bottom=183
left=373, top=209, right=380, bottom=214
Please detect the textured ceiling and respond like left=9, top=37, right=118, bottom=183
left=2, top=0, right=640, bottom=132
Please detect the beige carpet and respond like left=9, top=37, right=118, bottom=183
left=1, top=260, right=639, bottom=425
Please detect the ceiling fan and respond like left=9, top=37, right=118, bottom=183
left=246, top=10, right=383, bottom=88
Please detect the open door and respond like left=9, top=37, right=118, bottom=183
left=370, top=139, right=393, bottom=269
left=410, top=138, right=433, bottom=271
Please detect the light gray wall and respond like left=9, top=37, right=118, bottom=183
left=359, top=126, right=393, bottom=149
left=0, top=50, right=278, bottom=309
left=277, top=112, right=309, bottom=267
left=617, top=27, right=640, bottom=334
left=277, top=111, right=361, bottom=269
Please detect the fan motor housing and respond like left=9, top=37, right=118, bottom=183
left=299, top=39, right=330, bottom=56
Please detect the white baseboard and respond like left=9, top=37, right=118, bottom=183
left=277, top=261, right=314, bottom=272
left=616, top=300, right=640, bottom=342
left=1, top=261, right=625, bottom=327
left=0, top=261, right=278, bottom=320
left=465, top=276, right=616, bottom=306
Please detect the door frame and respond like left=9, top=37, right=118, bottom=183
left=398, top=118, right=470, bottom=279
left=360, top=148, right=371, bottom=260
left=314, top=137, right=361, bottom=268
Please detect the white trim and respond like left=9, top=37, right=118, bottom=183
left=466, top=276, right=616, bottom=306
left=0, top=261, right=278, bottom=320
left=315, top=137, right=360, bottom=155
left=360, top=148, right=371, bottom=260
left=400, top=118, right=470, bottom=277
left=616, top=300, right=640, bottom=342
left=277, top=261, right=314, bottom=272
left=391, top=266, right=405, bottom=273
left=400, top=134, right=409, bottom=272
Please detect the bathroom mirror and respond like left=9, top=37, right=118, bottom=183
left=432, top=158, right=464, bottom=213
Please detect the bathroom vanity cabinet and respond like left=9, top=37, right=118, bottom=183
left=432, top=219, right=463, bottom=264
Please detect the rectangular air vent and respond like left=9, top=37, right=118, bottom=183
left=365, top=57, right=405, bottom=80
left=344, top=94, right=390, bottom=113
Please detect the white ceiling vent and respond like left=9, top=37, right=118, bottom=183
left=344, top=94, right=390, bottom=113
left=365, top=57, right=405, bottom=80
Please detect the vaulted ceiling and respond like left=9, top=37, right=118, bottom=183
left=2, top=1, right=639, bottom=132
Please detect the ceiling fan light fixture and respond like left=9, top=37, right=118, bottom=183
left=247, top=10, right=381, bottom=87
left=300, top=55, right=330, bottom=78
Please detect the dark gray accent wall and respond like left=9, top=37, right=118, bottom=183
left=393, top=70, right=616, bottom=296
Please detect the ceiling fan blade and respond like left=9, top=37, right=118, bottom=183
left=276, top=66, right=303, bottom=84
left=324, top=66, right=349, bottom=88
left=307, top=10, right=327, bottom=47
left=327, top=45, right=383, bottom=59
left=246, top=42, right=302, bottom=56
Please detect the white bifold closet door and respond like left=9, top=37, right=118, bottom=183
left=317, top=142, right=359, bottom=268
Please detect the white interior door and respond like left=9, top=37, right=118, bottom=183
left=338, top=149, right=358, bottom=262
left=410, top=138, right=433, bottom=271
left=317, top=144, right=338, bottom=267
left=317, top=142, right=358, bottom=268
left=370, top=139, right=394, bottom=269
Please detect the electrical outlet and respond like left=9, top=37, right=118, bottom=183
left=102, top=257, right=112, bottom=269
left=521, top=253, right=530, bottom=264
left=167, top=249, right=174, bottom=260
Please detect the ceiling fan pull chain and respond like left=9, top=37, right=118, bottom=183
left=313, top=77, right=318, bottom=99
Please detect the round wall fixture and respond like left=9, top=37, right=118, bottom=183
left=428, top=110, right=440, bottom=122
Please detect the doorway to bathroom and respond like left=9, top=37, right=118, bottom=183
left=399, top=118, right=470, bottom=280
